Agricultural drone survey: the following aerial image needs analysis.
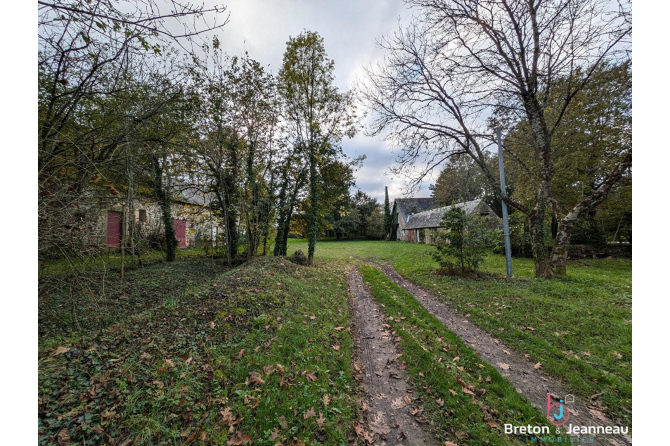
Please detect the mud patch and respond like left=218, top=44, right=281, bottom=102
left=347, top=267, right=435, bottom=445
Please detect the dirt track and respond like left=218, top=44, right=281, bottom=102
left=368, top=260, right=632, bottom=446
left=347, top=267, right=435, bottom=445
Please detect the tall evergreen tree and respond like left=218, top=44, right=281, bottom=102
left=383, top=186, right=392, bottom=240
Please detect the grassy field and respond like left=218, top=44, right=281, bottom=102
left=38, top=239, right=631, bottom=444
left=38, top=256, right=358, bottom=445
left=289, top=239, right=633, bottom=425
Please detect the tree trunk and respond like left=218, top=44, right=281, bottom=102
left=529, top=207, right=550, bottom=277
left=151, top=154, right=178, bottom=262
left=273, top=171, right=290, bottom=257
left=307, top=144, right=318, bottom=266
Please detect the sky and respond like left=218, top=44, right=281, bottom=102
left=197, top=0, right=432, bottom=203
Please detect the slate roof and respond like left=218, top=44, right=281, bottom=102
left=404, top=199, right=487, bottom=230
left=394, top=198, right=437, bottom=219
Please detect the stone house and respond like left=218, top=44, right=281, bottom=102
left=402, top=199, right=500, bottom=244
left=390, top=197, right=437, bottom=241
left=92, top=189, right=216, bottom=251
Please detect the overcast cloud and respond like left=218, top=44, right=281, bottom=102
left=197, top=0, right=437, bottom=203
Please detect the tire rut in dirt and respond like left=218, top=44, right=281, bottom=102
left=366, top=261, right=631, bottom=446
left=347, top=267, right=435, bottom=445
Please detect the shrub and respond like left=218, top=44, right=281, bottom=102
left=289, top=249, right=307, bottom=265
left=432, top=207, right=502, bottom=274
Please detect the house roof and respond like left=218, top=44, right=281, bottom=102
left=393, top=198, right=437, bottom=218
left=403, top=199, right=486, bottom=230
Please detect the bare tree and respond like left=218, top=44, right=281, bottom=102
left=363, top=0, right=631, bottom=277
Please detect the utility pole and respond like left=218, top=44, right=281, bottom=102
left=497, top=127, right=513, bottom=278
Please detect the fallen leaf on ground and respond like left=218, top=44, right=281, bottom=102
left=455, top=431, right=468, bottom=440
left=303, top=407, right=316, bottom=419
left=370, top=412, right=391, bottom=434
left=332, top=345, right=340, bottom=350
left=534, top=362, right=542, bottom=369
left=56, top=428, right=70, bottom=446
left=392, top=397, right=409, bottom=409
left=449, top=389, right=457, bottom=396
left=436, top=398, right=444, bottom=407
left=317, top=412, right=325, bottom=427
left=498, top=363, right=510, bottom=370
left=238, top=349, right=245, bottom=359
left=278, top=415, right=288, bottom=429
left=244, top=395, right=259, bottom=409
left=249, top=371, right=265, bottom=385
left=334, top=326, right=345, bottom=331
left=53, top=347, right=71, bottom=356
left=226, top=431, right=252, bottom=445
left=323, top=394, right=330, bottom=406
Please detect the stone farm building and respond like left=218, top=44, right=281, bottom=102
left=102, top=191, right=214, bottom=251
left=391, top=198, right=499, bottom=243
left=52, top=188, right=218, bottom=255
left=390, top=197, right=437, bottom=241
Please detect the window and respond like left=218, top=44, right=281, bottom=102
left=139, top=209, right=147, bottom=222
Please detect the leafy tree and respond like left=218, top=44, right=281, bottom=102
left=430, top=154, right=489, bottom=206
left=363, top=0, right=631, bottom=277
left=432, top=208, right=501, bottom=274
left=500, top=62, right=631, bottom=259
left=352, top=190, right=379, bottom=237
left=277, top=30, right=357, bottom=265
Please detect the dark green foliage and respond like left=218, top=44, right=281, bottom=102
left=508, top=212, right=533, bottom=258
left=289, top=249, right=308, bottom=265
left=432, top=207, right=501, bottom=273
left=570, top=213, right=608, bottom=248
left=383, top=186, right=392, bottom=238
left=430, top=154, right=490, bottom=206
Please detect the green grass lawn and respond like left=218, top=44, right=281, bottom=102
left=38, top=257, right=358, bottom=445
left=38, top=239, right=631, bottom=444
left=288, top=239, right=632, bottom=425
